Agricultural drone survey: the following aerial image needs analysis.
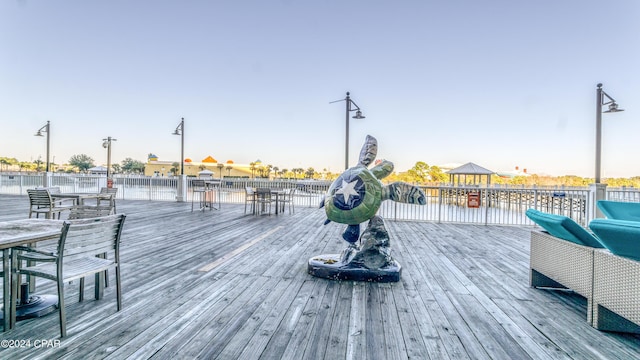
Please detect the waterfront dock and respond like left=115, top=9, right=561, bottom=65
left=1, top=194, right=638, bottom=359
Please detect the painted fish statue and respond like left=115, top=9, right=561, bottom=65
left=320, top=135, right=426, bottom=243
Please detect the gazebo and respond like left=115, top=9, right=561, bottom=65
left=447, top=162, right=494, bottom=186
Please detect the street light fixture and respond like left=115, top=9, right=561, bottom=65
left=595, top=83, right=624, bottom=184
left=34, top=121, right=50, bottom=172
left=172, top=117, right=185, bottom=176
left=102, top=136, right=117, bottom=185
left=331, top=92, right=365, bottom=170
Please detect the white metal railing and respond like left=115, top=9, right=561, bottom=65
left=2, top=173, right=638, bottom=225
left=605, top=187, right=640, bottom=202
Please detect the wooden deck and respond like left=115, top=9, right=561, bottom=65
left=1, top=194, right=638, bottom=359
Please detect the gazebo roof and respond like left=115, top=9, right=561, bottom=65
left=447, top=162, right=494, bottom=175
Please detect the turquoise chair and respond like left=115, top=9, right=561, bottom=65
left=597, top=200, right=640, bottom=222
left=525, top=209, right=604, bottom=248
left=589, top=218, right=640, bottom=261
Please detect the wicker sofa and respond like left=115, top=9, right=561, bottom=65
left=589, top=218, right=640, bottom=333
left=526, top=209, right=606, bottom=325
left=529, top=230, right=597, bottom=324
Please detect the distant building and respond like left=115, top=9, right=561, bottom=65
left=496, top=166, right=531, bottom=178
left=144, top=155, right=253, bottom=178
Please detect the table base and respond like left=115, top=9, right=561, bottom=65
left=0, top=287, right=58, bottom=321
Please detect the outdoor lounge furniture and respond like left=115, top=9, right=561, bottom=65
left=589, top=218, right=640, bottom=333
left=589, top=218, right=640, bottom=261
left=592, top=249, right=640, bottom=333
left=11, top=214, right=126, bottom=337
left=526, top=209, right=605, bottom=325
left=597, top=200, right=640, bottom=222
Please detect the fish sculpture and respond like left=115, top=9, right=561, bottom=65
left=320, top=135, right=427, bottom=243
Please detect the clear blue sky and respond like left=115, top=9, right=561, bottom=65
left=1, top=1, right=638, bottom=178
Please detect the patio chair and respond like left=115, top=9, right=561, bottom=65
left=11, top=214, right=127, bottom=337
left=279, top=188, right=295, bottom=214
left=19, top=204, right=116, bottom=295
left=27, top=188, right=74, bottom=219
left=97, top=187, right=118, bottom=213
left=244, top=187, right=256, bottom=214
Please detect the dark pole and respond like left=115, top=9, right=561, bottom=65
left=345, top=92, right=350, bottom=170
left=45, top=121, right=50, bottom=172
left=180, top=118, right=185, bottom=176
left=595, top=84, right=603, bottom=184
left=106, top=137, right=112, bottom=179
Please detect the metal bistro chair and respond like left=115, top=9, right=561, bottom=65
left=191, top=179, right=212, bottom=212
left=97, top=187, right=118, bottom=213
left=27, top=188, right=75, bottom=219
left=279, top=188, right=295, bottom=214
left=244, top=187, right=256, bottom=214
left=255, top=188, right=275, bottom=215
left=11, top=214, right=127, bottom=337
left=19, top=204, right=118, bottom=294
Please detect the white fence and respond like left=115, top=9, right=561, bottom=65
left=2, top=173, right=638, bottom=226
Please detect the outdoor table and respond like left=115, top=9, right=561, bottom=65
left=204, top=181, right=221, bottom=210
left=0, top=219, right=62, bottom=331
left=52, top=192, right=100, bottom=206
left=271, top=190, right=286, bottom=214
left=254, top=189, right=286, bottom=215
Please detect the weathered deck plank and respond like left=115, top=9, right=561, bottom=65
left=1, top=194, right=639, bottom=359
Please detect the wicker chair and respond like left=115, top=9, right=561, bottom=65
left=592, top=250, right=640, bottom=333
left=530, top=231, right=597, bottom=324
left=11, top=214, right=127, bottom=337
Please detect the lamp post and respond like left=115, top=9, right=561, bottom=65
left=331, top=92, right=365, bottom=170
left=172, top=118, right=185, bottom=176
left=34, top=121, right=50, bottom=172
left=595, top=83, right=624, bottom=184
left=102, top=136, right=117, bottom=187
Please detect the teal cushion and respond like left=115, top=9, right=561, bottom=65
left=526, top=209, right=604, bottom=248
left=597, top=200, right=640, bottom=222
left=589, top=219, right=640, bottom=261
